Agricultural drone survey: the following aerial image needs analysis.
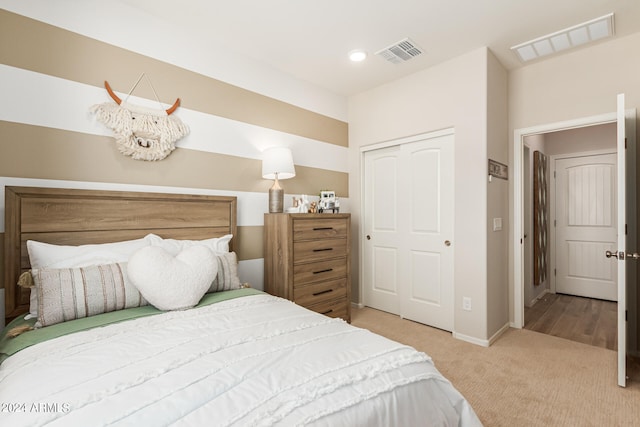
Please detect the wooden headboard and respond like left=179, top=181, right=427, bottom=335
left=4, top=186, right=237, bottom=323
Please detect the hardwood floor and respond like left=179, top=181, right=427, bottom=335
left=524, top=292, right=617, bottom=351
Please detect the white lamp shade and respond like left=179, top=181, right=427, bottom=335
left=262, top=147, right=296, bottom=180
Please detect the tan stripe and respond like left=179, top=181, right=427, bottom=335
left=0, top=121, right=349, bottom=196
left=235, top=226, right=263, bottom=261
left=0, top=10, right=348, bottom=147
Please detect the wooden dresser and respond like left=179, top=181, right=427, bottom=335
left=264, top=213, right=351, bottom=322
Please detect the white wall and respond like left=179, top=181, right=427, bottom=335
left=545, top=123, right=616, bottom=156
left=486, top=50, right=510, bottom=338
left=349, top=47, right=498, bottom=343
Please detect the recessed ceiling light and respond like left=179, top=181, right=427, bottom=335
left=511, top=13, right=614, bottom=62
left=349, top=50, right=367, bottom=62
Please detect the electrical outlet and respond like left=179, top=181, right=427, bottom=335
left=463, top=297, right=472, bottom=311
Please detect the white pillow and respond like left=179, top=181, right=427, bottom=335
left=25, top=234, right=160, bottom=318
left=152, top=234, right=232, bottom=256
left=127, top=245, right=218, bottom=311
left=27, top=234, right=161, bottom=269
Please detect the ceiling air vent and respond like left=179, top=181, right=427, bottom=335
left=376, top=38, right=423, bottom=64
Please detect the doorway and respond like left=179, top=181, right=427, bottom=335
left=513, top=104, right=638, bottom=387
left=521, top=125, right=618, bottom=350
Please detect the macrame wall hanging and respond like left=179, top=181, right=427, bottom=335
left=90, top=73, right=189, bottom=161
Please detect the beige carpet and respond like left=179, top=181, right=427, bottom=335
left=352, top=307, right=640, bottom=427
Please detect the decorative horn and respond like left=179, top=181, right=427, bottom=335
left=104, top=80, right=180, bottom=115
left=104, top=81, right=122, bottom=105
left=165, top=98, right=181, bottom=115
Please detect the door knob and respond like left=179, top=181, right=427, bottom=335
left=444, top=240, right=451, bottom=247
left=606, top=250, right=624, bottom=260
left=366, top=235, right=371, bottom=240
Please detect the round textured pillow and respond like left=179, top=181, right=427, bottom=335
left=127, top=245, right=218, bottom=311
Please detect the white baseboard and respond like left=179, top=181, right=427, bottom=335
left=488, top=322, right=511, bottom=345
left=453, top=331, right=490, bottom=347
left=453, top=322, right=511, bottom=347
left=351, top=301, right=364, bottom=309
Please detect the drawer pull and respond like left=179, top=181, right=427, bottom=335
left=313, top=227, right=334, bottom=231
left=313, top=268, right=333, bottom=275
left=321, top=309, right=334, bottom=315
left=313, top=248, right=333, bottom=252
left=312, top=289, right=333, bottom=297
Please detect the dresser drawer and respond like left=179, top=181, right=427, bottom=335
left=292, top=218, right=348, bottom=241
left=293, top=258, right=347, bottom=286
left=294, top=278, right=347, bottom=307
left=305, top=297, right=348, bottom=320
left=293, top=238, right=347, bottom=264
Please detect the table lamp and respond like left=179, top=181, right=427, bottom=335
left=262, top=147, right=296, bottom=213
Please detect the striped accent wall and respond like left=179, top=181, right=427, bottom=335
left=0, top=9, right=349, bottom=294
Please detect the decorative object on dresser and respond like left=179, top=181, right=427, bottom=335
left=264, top=213, right=351, bottom=322
left=261, top=147, right=296, bottom=213
left=318, top=190, right=339, bottom=213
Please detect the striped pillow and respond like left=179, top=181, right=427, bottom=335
left=208, top=252, right=241, bottom=293
left=33, top=263, right=147, bottom=328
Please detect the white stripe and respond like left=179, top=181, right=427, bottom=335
left=0, top=0, right=347, bottom=121
left=238, top=259, right=264, bottom=291
left=0, top=177, right=351, bottom=232
left=0, top=65, right=348, bottom=173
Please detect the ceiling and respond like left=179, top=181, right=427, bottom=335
left=119, top=0, right=640, bottom=97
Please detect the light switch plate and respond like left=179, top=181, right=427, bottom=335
left=493, top=218, right=502, bottom=231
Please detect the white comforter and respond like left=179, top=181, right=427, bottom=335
left=0, top=294, right=481, bottom=426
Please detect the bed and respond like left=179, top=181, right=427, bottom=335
left=0, top=186, right=481, bottom=426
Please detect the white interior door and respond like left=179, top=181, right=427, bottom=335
left=615, top=93, right=627, bottom=387
left=363, top=131, right=454, bottom=331
left=555, top=153, right=617, bottom=301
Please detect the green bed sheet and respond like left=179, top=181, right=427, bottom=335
left=0, top=288, right=263, bottom=364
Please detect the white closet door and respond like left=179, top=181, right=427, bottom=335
left=363, top=131, right=454, bottom=331
left=363, top=145, right=402, bottom=315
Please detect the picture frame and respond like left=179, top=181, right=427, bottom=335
left=488, top=159, right=508, bottom=180
left=319, top=190, right=339, bottom=213
left=320, top=190, right=336, bottom=200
